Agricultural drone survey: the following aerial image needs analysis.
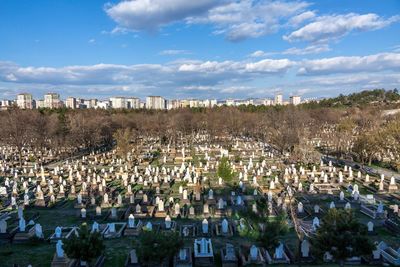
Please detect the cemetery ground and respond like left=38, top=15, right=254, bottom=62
left=0, top=137, right=399, bottom=267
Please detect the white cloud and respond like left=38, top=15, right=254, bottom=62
left=249, top=44, right=330, bottom=57
left=249, top=50, right=267, bottom=58
left=305, top=73, right=400, bottom=87
left=298, top=52, right=400, bottom=75
left=2, top=51, right=399, bottom=99
left=245, top=59, right=293, bottom=73
left=0, top=58, right=293, bottom=93
left=282, top=44, right=330, bottom=55
left=284, top=13, right=399, bottom=43
left=159, top=49, right=191, bottom=56
left=105, top=0, right=217, bottom=31
left=392, top=44, right=400, bottom=53
left=287, top=11, right=316, bottom=27
left=188, top=0, right=310, bottom=41
left=178, top=58, right=293, bottom=74
left=105, top=0, right=310, bottom=41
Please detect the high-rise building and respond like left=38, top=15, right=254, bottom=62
left=201, top=99, right=217, bottom=108
left=44, top=93, right=62, bottom=108
left=274, top=93, right=283, bottom=105
left=36, top=100, right=45, bottom=108
left=110, top=97, right=127, bottom=109
left=0, top=100, right=13, bottom=110
left=189, top=99, right=200, bottom=108
left=16, top=93, right=34, bottom=109
left=65, top=97, right=77, bottom=109
left=95, top=100, right=110, bottom=109
left=146, top=96, right=166, bottom=109
left=168, top=99, right=181, bottom=109
left=290, top=95, right=301, bottom=106
left=263, top=99, right=274, bottom=106
left=226, top=99, right=235, bottom=106
left=126, top=97, right=140, bottom=109
left=180, top=99, right=190, bottom=108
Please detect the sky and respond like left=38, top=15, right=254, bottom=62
left=0, top=0, right=399, bottom=100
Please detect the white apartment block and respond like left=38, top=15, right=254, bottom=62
left=127, top=97, right=140, bottom=109
left=146, top=96, right=166, bottom=109
left=95, top=100, right=110, bottom=109
left=83, top=99, right=97, bottom=109
left=44, top=93, right=62, bottom=108
left=189, top=99, right=200, bottom=108
left=168, top=99, right=181, bottom=109
left=226, top=99, right=235, bottom=106
left=36, top=100, right=45, bottom=108
left=262, top=99, right=274, bottom=106
left=236, top=99, right=254, bottom=106
left=16, top=93, right=34, bottom=109
left=0, top=100, right=13, bottom=110
left=274, top=93, right=283, bottom=105
left=202, top=99, right=217, bottom=108
left=290, top=95, right=301, bottom=106
left=110, top=97, right=127, bottom=109
left=65, top=97, right=77, bottom=109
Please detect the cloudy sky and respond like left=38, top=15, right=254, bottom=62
left=0, top=0, right=399, bottom=100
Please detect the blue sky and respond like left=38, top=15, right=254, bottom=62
left=0, top=0, right=399, bottom=100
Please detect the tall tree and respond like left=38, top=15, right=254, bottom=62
left=113, top=128, right=132, bottom=159
left=0, top=108, right=33, bottom=166
left=217, top=157, right=235, bottom=185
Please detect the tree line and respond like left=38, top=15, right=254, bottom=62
left=0, top=90, right=399, bottom=169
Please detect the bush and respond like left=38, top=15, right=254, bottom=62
left=63, top=223, right=105, bottom=265
left=134, top=231, right=183, bottom=265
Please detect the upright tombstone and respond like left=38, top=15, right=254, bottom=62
left=301, top=239, right=310, bottom=258
left=389, top=176, right=398, bottom=192
left=51, top=240, right=72, bottom=267
left=55, top=226, right=62, bottom=239
left=202, top=219, right=209, bottom=235
left=194, top=238, right=213, bottom=265
left=175, top=247, right=193, bottom=267
left=367, top=221, right=374, bottom=233
left=128, top=214, right=135, bottom=228
left=297, top=202, right=304, bottom=214
left=250, top=245, right=259, bottom=261
left=0, top=219, right=7, bottom=234
left=92, top=222, right=100, bottom=233
left=35, top=223, right=44, bottom=239
left=221, top=243, right=238, bottom=266
left=165, top=215, right=172, bottom=229
left=275, top=243, right=284, bottom=259
left=19, top=217, right=26, bottom=232
left=111, top=207, right=117, bottom=219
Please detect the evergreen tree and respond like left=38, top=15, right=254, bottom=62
left=310, top=209, right=373, bottom=267
left=217, top=157, right=235, bottom=184
left=63, top=223, right=105, bottom=266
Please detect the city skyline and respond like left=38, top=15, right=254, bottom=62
left=4, top=91, right=305, bottom=110
left=0, top=0, right=399, bottom=100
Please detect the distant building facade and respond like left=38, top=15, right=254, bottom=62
left=146, top=96, right=166, bottom=109
left=16, top=93, right=34, bottom=109
left=274, top=93, right=283, bottom=105
left=290, top=95, right=301, bottom=105
left=110, top=97, right=127, bottom=109
left=44, top=93, right=62, bottom=108
left=65, top=97, right=77, bottom=109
